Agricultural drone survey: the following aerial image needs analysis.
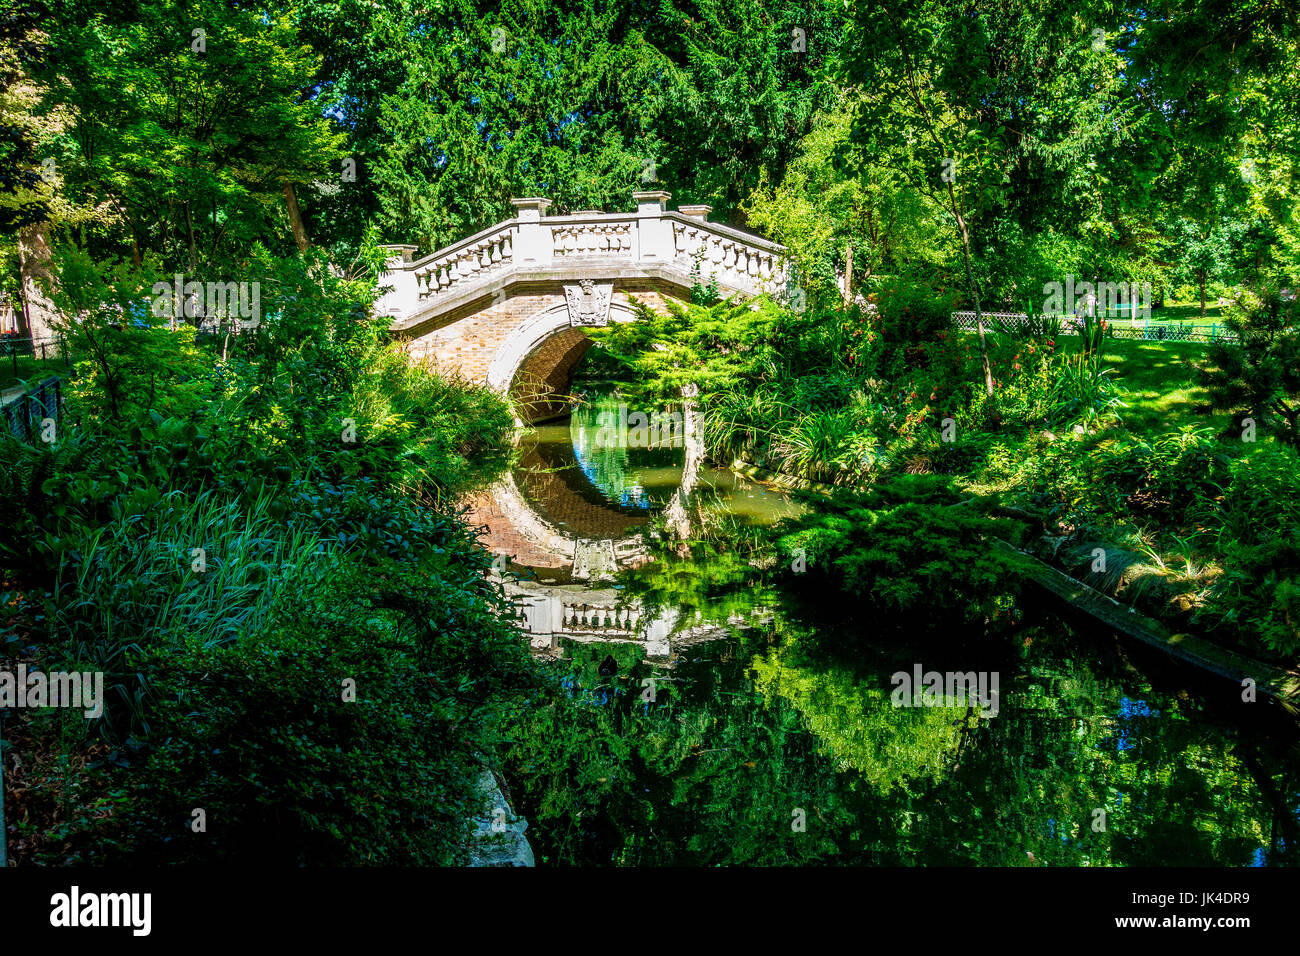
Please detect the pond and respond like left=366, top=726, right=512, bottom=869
left=479, top=387, right=1300, bottom=866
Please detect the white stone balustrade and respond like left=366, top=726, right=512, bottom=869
left=378, top=191, right=786, bottom=325
left=411, top=224, right=517, bottom=301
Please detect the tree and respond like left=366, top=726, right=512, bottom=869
left=837, top=1, right=1127, bottom=396
left=1200, top=287, right=1300, bottom=445
left=365, top=0, right=846, bottom=250
left=744, top=103, right=949, bottom=305
left=1170, top=213, right=1251, bottom=315
left=39, top=0, right=345, bottom=272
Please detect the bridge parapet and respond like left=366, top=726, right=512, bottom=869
left=378, top=190, right=786, bottom=327
left=502, top=579, right=776, bottom=661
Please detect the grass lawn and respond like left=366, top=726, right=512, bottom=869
left=1154, top=302, right=1226, bottom=324
left=1098, top=338, right=1228, bottom=434
left=976, top=327, right=1225, bottom=435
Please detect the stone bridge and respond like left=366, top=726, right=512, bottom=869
left=380, top=191, right=786, bottom=646
left=377, top=190, right=786, bottom=422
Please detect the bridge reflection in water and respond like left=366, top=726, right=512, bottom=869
left=462, top=389, right=800, bottom=663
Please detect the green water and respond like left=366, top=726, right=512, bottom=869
left=500, top=389, right=1300, bottom=866
left=510, top=391, right=800, bottom=544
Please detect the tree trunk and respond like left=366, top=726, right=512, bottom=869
left=283, top=182, right=309, bottom=253
left=17, top=222, right=58, bottom=344
left=952, top=202, right=994, bottom=397
left=843, top=241, right=854, bottom=307
left=184, top=202, right=197, bottom=273
left=1199, top=271, right=1206, bottom=317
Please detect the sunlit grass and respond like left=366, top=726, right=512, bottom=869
left=1093, top=339, right=1227, bottom=434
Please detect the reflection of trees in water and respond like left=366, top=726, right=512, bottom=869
left=506, top=529, right=1300, bottom=866
left=569, top=394, right=685, bottom=509
left=616, top=512, right=776, bottom=631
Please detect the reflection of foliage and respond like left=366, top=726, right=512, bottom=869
left=503, top=610, right=1295, bottom=866
left=568, top=392, right=683, bottom=508
left=503, top=638, right=852, bottom=866
left=506, top=503, right=1295, bottom=866
left=750, top=641, right=963, bottom=794
left=619, top=520, right=777, bottom=629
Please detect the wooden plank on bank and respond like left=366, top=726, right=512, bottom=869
left=994, top=540, right=1300, bottom=707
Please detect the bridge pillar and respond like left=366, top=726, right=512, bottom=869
left=377, top=244, right=420, bottom=319
left=633, top=190, right=672, bottom=263
left=510, top=197, right=552, bottom=265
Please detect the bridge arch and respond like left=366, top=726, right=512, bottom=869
left=466, top=379, right=705, bottom=581
left=486, top=300, right=639, bottom=423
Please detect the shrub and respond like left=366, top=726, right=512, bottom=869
left=1200, top=286, right=1300, bottom=445
left=869, top=276, right=958, bottom=350
left=51, top=549, right=535, bottom=865
left=774, top=479, right=1027, bottom=635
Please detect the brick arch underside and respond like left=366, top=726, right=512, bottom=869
left=509, top=327, right=593, bottom=423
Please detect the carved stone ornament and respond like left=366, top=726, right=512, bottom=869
left=564, top=279, right=613, bottom=327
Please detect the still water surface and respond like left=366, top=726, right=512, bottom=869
left=496, top=390, right=1300, bottom=866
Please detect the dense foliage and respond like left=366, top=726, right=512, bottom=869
left=2, top=0, right=1300, bottom=869
left=0, top=252, right=531, bottom=864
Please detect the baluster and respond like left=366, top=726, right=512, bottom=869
left=502, top=236, right=513, bottom=260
